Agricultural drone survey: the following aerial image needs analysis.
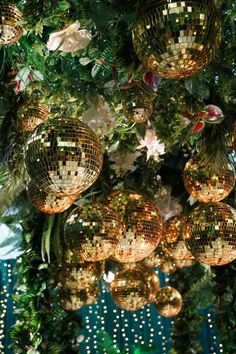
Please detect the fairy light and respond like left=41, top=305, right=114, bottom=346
left=206, top=311, right=222, bottom=354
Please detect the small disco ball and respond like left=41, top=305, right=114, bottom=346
left=163, top=215, right=194, bottom=261
left=106, top=190, right=163, bottom=263
left=27, top=180, right=76, bottom=214
left=132, top=0, right=221, bottom=79
left=139, top=263, right=160, bottom=303
left=123, top=91, right=153, bottom=123
left=158, top=257, right=177, bottom=275
left=58, top=261, right=104, bottom=290
left=184, top=156, right=235, bottom=203
left=155, top=287, right=182, bottom=318
left=57, top=283, right=99, bottom=311
left=110, top=267, right=151, bottom=311
left=0, top=4, right=23, bottom=45
left=64, top=203, right=122, bottom=262
left=144, top=245, right=177, bottom=274
left=25, top=117, right=103, bottom=196
left=183, top=202, right=236, bottom=266
left=17, top=101, right=49, bottom=132
left=175, top=259, right=196, bottom=269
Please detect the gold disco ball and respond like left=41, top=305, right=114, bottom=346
left=27, top=180, right=76, bottom=214
left=110, top=267, right=151, bottom=311
left=58, top=261, right=104, bottom=290
left=139, top=263, right=160, bottom=303
left=158, top=257, right=177, bottom=275
left=144, top=245, right=177, bottom=274
left=132, top=0, right=221, bottom=79
left=25, top=117, right=103, bottom=196
left=184, top=156, right=235, bottom=203
left=0, top=4, right=23, bottom=45
left=183, top=202, right=236, bottom=266
left=106, top=190, right=163, bottom=263
left=163, top=215, right=194, bottom=261
left=155, top=287, right=182, bottom=318
left=64, top=203, right=122, bottom=262
left=17, top=101, right=49, bottom=132
left=57, top=283, right=99, bottom=311
left=123, top=91, right=153, bottom=123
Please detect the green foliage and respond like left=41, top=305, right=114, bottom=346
left=212, top=261, right=236, bottom=354
left=170, top=264, right=216, bottom=354
left=10, top=212, right=83, bottom=353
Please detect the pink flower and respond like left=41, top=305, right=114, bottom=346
left=137, top=128, right=165, bottom=160
left=47, top=22, right=91, bottom=53
left=205, top=105, right=224, bottom=123
left=14, top=67, right=43, bottom=92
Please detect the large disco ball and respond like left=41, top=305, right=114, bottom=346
left=163, top=215, right=194, bottom=261
left=107, top=190, right=163, bottom=263
left=58, top=262, right=104, bottom=290
left=57, top=283, right=99, bottom=311
left=184, top=156, right=235, bottom=203
left=64, top=203, right=122, bottom=262
left=183, top=203, right=236, bottom=266
left=155, top=287, right=182, bottom=318
left=110, top=267, right=151, bottom=311
left=0, top=4, right=23, bottom=45
left=132, top=0, right=221, bottom=79
left=27, top=180, right=76, bottom=214
left=25, top=117, right=103, bottom=196
left=17, top=101, right=49, bottom=132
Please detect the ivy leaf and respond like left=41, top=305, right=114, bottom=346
left=58, top=1, right=70, bottom=11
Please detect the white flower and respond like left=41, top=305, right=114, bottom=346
left=14, top=67, right=43, bottom=92
left=47, top=22, right=91, bottom=53
left=110, top=151, right=141, bottom=176
left=83, top=95, right=115, bottom=136
left=137, top=128, right=165, bottom=160
left=156, top=186, right=183, bottom=222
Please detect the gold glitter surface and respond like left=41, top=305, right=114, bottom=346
left=184, top=156, right=235, bottom=203
left=58, top=262, right=104, bottom=290
left=25, top=117, right=103, bottom=196
left=163, top=215, right=194, bottom=261
left=27, top=180, right=75, bottom=214
left=17, top=101, right=49, bottom=132
left=183, top=202, right=236, bottom=266
left=57, top=283, right=99, bottom=311
left=64, top=203, right=122, bottom=262
left=0, top=4, right=23, bottom=45
left=110, top=267, right=151, bottom=311
left=106, top=190, right=163, bottom=263
left=132, top=0, right=221, bottom=79
left=123, top=91, right=153, bottom=123
left=155, top=286, right=182, bottom=318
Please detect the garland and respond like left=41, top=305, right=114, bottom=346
left=10, top=210, right=83, bottom=354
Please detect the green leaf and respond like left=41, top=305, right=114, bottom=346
left=41, top=214, right=55, bottom=263
left=58, top=1, right=70, bottom=11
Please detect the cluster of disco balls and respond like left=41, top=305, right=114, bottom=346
left=58, top=190, right=184, bottom=316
